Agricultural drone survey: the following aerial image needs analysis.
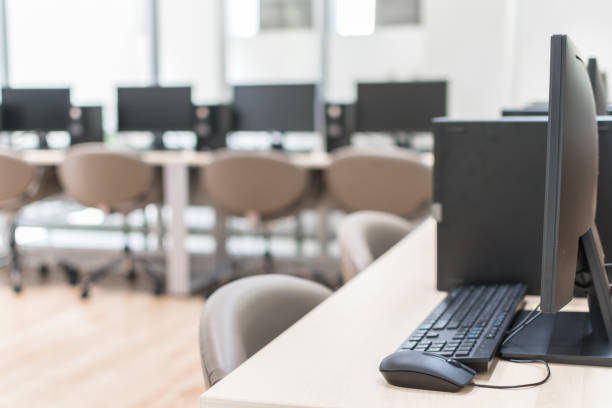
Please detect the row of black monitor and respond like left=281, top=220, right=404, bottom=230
left=0, top=80, right=447, bottom=135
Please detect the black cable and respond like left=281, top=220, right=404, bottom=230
left=505, top=303, right=541, bottom=336
left=502, top=310, right=542, bottom=346
left=470, top=358, right=551, bottom=389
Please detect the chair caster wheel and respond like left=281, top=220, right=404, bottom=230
left=13, top=284, right=22, bottom=293
left=81, top=288, right=89, bottom=299
left=39, top=264, right=50, bottom=279
left=153, top=280, right=164, bottom=296
left=127, top=268, right=137, bottom=282
left=64, top=267, right=80, bottom=286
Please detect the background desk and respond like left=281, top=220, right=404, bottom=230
left=200, top=219, right=609, bottom=408
left=16, top=149, right=332, bottom=296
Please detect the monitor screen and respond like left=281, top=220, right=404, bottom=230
left=356, top=81, right=447, bottom=132
left=541, top=35, right=599, bottom=313
left=588, top=58, right=608, bottom=115
left=2, top=88, right=70, bottom=131
left=117, top=86, right=193, bottom=131
left=233, top=84, right=315, bottom=132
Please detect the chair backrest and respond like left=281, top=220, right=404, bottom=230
left=0, top=151, right=34, bottom=202
left=337, top=210, right=414, bottom=282
left=203, top=150, right=309, bottom=219
left=326, top=147, right=432, bottom=218
left=199, top=274, right=331, bottom=387
left=58, top=143, right=153, bottom=208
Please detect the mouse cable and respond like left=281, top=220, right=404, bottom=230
left=470, top=358, right=551, bottom=389
left=502, top=306, right=542, bottom=347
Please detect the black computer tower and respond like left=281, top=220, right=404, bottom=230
left=194, top=104, right=231, bottom=151
left=68, top=106, right=103, bottom=145
left=433, top=117, right=612, bottom=295
left=325, top=103, right=355, bottom=152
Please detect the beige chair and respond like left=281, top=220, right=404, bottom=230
left=337, top=210, right=415, bottom=282
left=199, top=274, right=331, bottom=387
left=58, top=143, right=162, bottom=298
left=325, top=147, right=432, bottom=218
left=0, top=151, right=60, bottom=292
left=201, top=150, right=310, bottom=292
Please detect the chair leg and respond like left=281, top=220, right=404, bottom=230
left=262, top=227, right=273, bottom=274
left=6, top=213, right=21, bottom=293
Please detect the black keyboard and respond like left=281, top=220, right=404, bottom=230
left=394, top=283, right=526, bottom=372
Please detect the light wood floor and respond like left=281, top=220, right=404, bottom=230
left=0, top=282, right=206, bottom=408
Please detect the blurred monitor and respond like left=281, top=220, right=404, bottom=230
left=356, top=81, right=447, bottom=132
left=117, top=86, right=193, bottom=132
left=2, top=88, right=70, bottom=131
left=588, top=58, right=608, bottom=115
left=232, top=84, right=315, bottom=132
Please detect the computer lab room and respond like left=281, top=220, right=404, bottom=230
left=2, top=0, right=612, bottom=407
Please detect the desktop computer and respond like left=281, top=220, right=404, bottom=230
left=68, top=106, right=104, bottom=145
left=381, top=35, right=612, bottom=393
left=501, top=35, right=612, bottom=365
left=232, top=84, right=316, bottom=147
left=434, top=116, right=612, bottom=292
left=193, top=104, right=232, bottom=150
left=117, top=86, right=193, bottom=150
left=356, top=81, right=447, bottom=135
left=325, top=103, right=355, bottom=152
left=1, top=88, right=71, bottom=148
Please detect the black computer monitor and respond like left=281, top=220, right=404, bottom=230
left=117, top=86, right=193, bottom=132
left=1, top=88, right=70, bottom=131
left=232, top=84, right=315, bottom=132
left=356, top=81, right=447, bottom=133
left=501, top=35, right=612, bottom=366
left=588, top=58, right=608, bottom=115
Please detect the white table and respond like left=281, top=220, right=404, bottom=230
left=200, top=219, right=609, bottom=408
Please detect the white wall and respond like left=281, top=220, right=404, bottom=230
left=513, top=0, right=612, bottom=107
left=159, top=0, right=229, bottom=104
left=226, top=26, right=426, bottom=103
left=422, top=0, right=517, bottom=118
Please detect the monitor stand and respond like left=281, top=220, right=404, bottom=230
left=270, top=131, right=285, bottom=151
left=151, top=131, right=166, bottom=150
left=501, top=227, right=612, bottom=366
left=37, top=131, right=49, bottom=149
left=394, top=131, right=415, bottom=149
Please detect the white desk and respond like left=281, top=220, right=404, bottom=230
left=200, top=219, right=609, bottom=408
left=16, top=149, right=332, bottom=296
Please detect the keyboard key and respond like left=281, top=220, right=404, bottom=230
left=426, top=333, right=439, bottom=338
left=400, top=340, right=419, bottom=349
left=441, top=351, right=454, bottom=357
left=455, top=351, right=470, bottom=357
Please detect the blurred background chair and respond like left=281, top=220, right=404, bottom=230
left=0, top=151, right=60, bottom=292
left=201, top=150, right=311, bottom=293
left=325, top=147, right=432, bottom=218
left=199, top=274, right=331, bottom=387
left=58, top=143, right=163, bottom=298
left=337, top=210, right=415, bottom=282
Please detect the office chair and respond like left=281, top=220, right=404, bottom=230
left=201, top=149, right=311, bottom=294
left=325, top=147, right=432, bottom=218
left=58, top=143, right=163, bottom=298
left=0, top=152, right=60, bottom=292
left=199, top=274, right=331, bottom=387
left=337, top=210, right=415, bottom=282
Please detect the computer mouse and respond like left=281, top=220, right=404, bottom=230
left=379, top=350, right=476, bottom=392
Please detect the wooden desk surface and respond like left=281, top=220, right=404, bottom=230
left=200, top=219, right=609, bottom=408
left=17, top=149, right=332, bottom=169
